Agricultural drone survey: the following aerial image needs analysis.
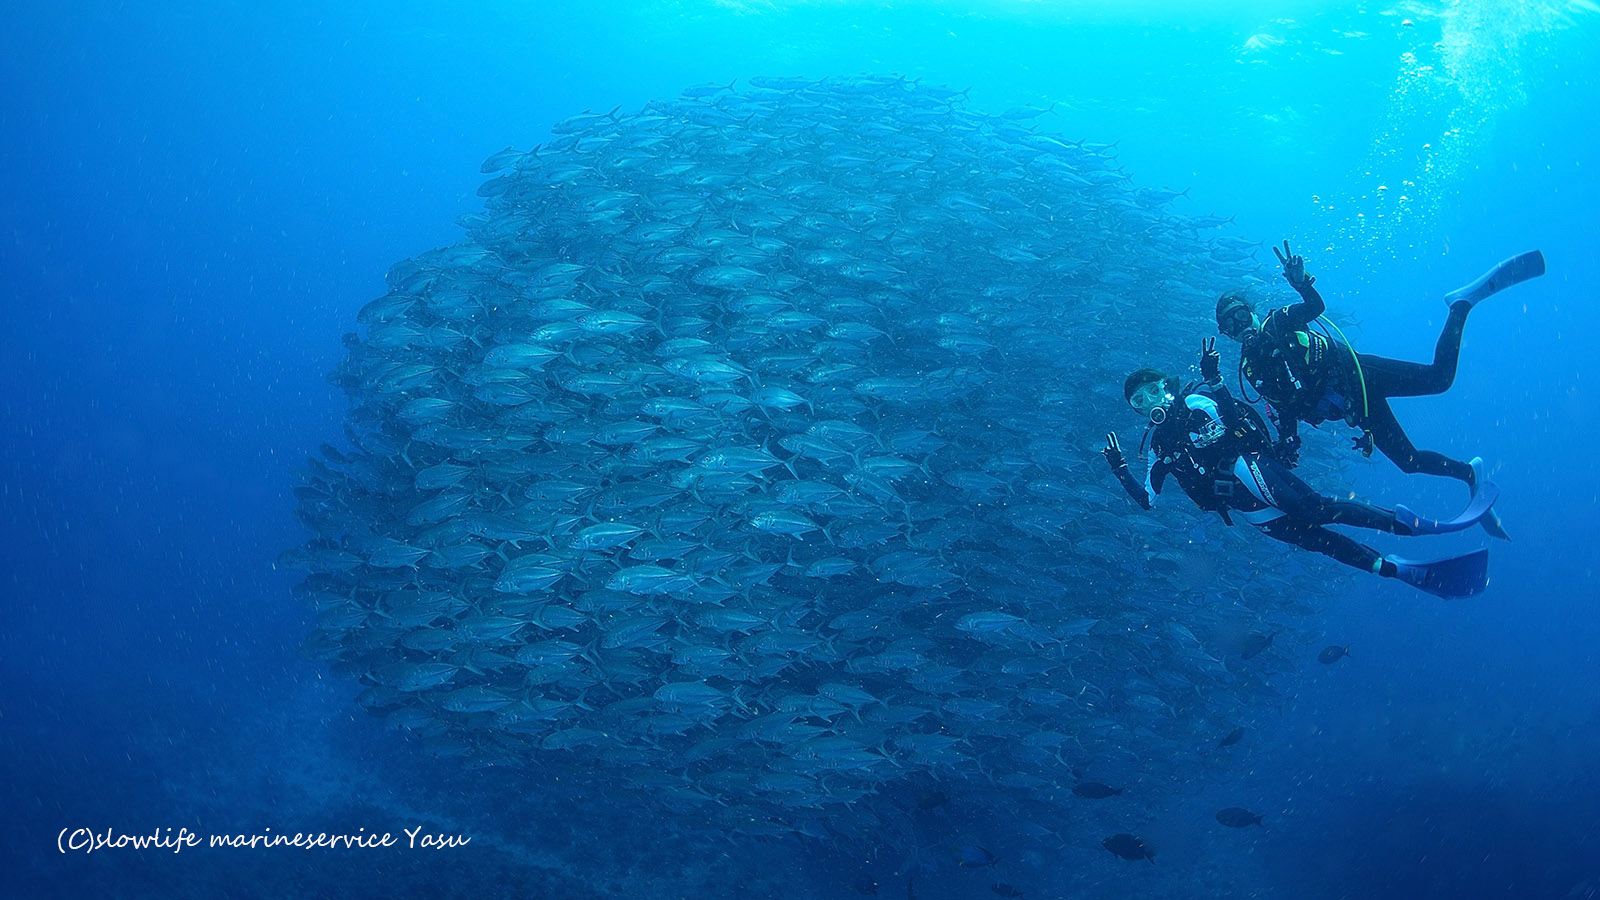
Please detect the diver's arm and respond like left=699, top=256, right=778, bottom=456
left=1115, top=464, right=1154, bottom=510
left=1103, top=433, right=1154, bottom=509
left=1283, top=281, right=1325, bottom=325
left=1273, top=239, right=1325, bottom=325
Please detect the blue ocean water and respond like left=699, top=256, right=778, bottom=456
left=2, top=2, right=1596, bottom=898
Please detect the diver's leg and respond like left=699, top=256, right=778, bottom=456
left=1256, top=519, right=1492, bottom=594
left=1363, top=396, right=1475, bottom=485
left=1256, top=518, right=1386, bottom=573
left=1357, top=302, right=1468, bottom=398
left=1434, top=301, right=1470, bottom=385
left=1244, top=453, right=1406, bottom=532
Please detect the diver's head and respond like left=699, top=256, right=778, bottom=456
left=1124, top=368, right=1177, bottom=424
left=1215, top=292, right=1259, bottom=341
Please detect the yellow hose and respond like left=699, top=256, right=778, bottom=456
left=1317, top=315, right=1368, bottom=422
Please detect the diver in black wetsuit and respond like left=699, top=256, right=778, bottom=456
left=1102, top=341, right=1496, bottom=599
left=1215, top=241, right=1543, bottom=541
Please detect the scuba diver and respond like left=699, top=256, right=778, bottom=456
left=1102, top=341, right=1497, bottom=598
left=1214, top=241, right=1544, bottom=541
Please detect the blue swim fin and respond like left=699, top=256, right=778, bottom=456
left=1386, top=549, right=1491, bottom=599
left=1443, top=250, right=1546, bottom=309
left=1394, top=482, right=1500, bottom=536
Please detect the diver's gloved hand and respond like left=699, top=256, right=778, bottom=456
left=1272, top=240, right=1315, bottom=291
left=1199, top=337, right=1221, bottom=385
left=1102, top=432, right=1126, bottom=469
left=1351, top=431, right=1375, bottom=457
left=1275, top=434, right=1301, bottom=468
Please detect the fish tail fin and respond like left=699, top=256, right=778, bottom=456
left=773, top=441, right=800, bottom=479
left=579, top=639, right=602, bottom=668
left=820, top=631, right=843, bottom=661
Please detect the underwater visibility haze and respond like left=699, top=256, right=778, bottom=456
left=2, top=2, right=1598, bottom=898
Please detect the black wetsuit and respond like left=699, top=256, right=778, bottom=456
left=1109, top=382, right=1409, bottom=574
left=1240, top=282, right=1474, bottom=485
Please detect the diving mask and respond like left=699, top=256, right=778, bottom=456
left=1218, top=304, right=1255, bottom=339
left=1129, top=381, right=1173, bottom=422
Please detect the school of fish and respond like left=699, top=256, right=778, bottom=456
left=281, top=75, right=1333, bottom=841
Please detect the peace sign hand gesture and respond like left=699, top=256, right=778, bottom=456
left=1200, top=336, right=1221, bottom=384
left=1272, top=240, right=1315, bottom=289
left=1103, top=432, right=1126, bottom=468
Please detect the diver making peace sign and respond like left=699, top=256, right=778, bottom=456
left=1213, top=241, right=1544, bottom=540
left=1103, top=339, right=1499, bottom=599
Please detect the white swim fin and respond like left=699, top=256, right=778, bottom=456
left=1444, top=250, right=1546, bottom=309
left=1470, top=457, right=1511, bottom=541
